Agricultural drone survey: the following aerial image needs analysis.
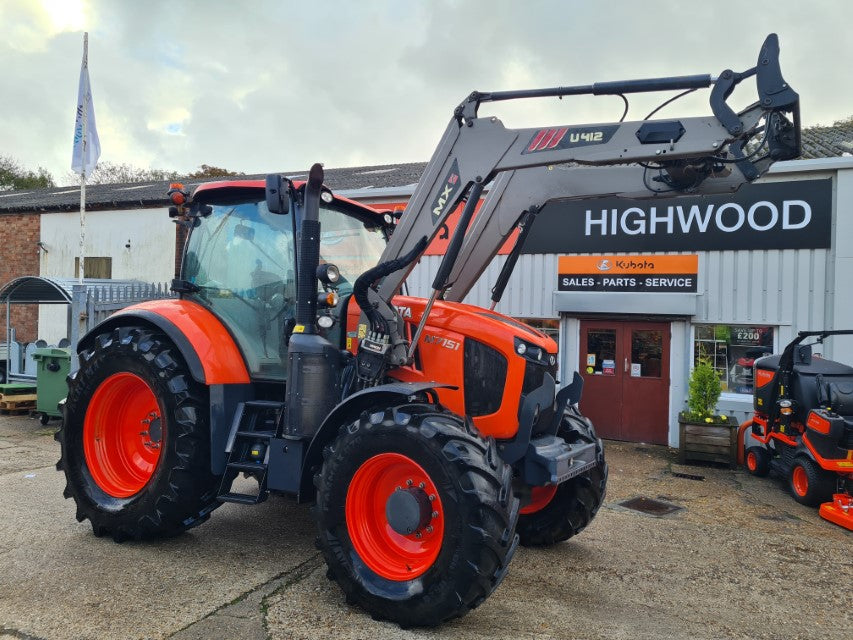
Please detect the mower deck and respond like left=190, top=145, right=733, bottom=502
left=818, top=493, right=853, bottom=530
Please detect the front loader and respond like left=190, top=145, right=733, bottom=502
left=57, top=34, right=801, bottom=626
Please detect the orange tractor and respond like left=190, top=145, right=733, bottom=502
left=742, top=330, right=853, bottom=529
left=57, top=35, right=800, bottom=625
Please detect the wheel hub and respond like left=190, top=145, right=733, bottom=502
left=386, top=487, right=432, bottom=536
left=83, top=372, right=164, bottom=498
left=345, top=452, right=445, bottom=581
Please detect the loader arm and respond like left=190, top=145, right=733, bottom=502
left=379, top=33, right=798, bottom=294
left=360, top=33, right=799, bottom=365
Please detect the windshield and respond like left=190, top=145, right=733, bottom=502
left=318, top=205, right=386, bottom=296
left=182, top=197, right=386, bottom=379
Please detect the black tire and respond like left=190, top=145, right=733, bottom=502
left=39, top=413, right=50, bottom=426
left=313, top=404, right=519, bottom=628
left=516, top=407, right=607, bottom=547
left=788, top=456, right=835, bottom=506
left=745, top=446, right=770, bottom=477
left=56, top=325, right=221, bottom=542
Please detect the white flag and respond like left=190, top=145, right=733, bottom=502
left=71, top=43, right=101, bottom=177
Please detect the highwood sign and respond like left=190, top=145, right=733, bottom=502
left=558, top=255, right=699, bottom=293
left=525, top=179, right=832, bottom=253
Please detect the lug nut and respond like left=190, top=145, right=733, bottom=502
left=415, top=532, right=422, bottom=539
left=426, top=525, right=433, bottom=534
left=429, top=494, right=436, bottom=501
left=419, top=482, right=425, bottom=489
left=406, top=479, right=413, bottom=486
left=432, top=511, right=439, bottom=519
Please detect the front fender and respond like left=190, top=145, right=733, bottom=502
left=297, top=381, right=454, bottom=502
left=78, top=299, right=250, bottom=385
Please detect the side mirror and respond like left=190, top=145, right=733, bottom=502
left=265, top=174, right=290, bottom=214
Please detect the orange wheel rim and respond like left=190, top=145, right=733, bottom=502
left=792, top=466, right=809, bottom=497
left=345, top=453, right=444, bottom=581
left=746, top=451, right=757, bottom=471
left=83, top=372, right=163, bottom=498
left=520, top=485, right=558, bottom=515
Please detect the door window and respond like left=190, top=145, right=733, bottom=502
left=586, top=329, right=617, bottom=376
left=631, top=329, right=663, bottom=378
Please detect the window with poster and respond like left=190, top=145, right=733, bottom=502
left=693, top=324, right=774, bottom=395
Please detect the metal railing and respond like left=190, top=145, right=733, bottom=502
left=69, top=281, right=174, bottom=370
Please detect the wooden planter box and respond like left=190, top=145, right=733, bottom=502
left=678, top=420, right=738, bottom=468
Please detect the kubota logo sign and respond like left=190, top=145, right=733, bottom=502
left=558, top=255, right=698, bottom=293
left=524, top=179, right=832, bottom=253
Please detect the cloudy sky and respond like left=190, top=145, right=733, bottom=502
left=2, top=0, right=851, bottom=185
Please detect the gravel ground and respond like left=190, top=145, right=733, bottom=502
left=0, top=412, right=849, bottom=640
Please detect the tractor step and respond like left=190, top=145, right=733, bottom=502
left=235, top=429, right=276, bottom=439
left=218, top=492, right=266, bottom=505
left=216, top=400, right=286, bottom=505
left=227, top=461, right=268, bottom=474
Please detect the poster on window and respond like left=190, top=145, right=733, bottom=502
left=694, top=325, right=773, bottom=394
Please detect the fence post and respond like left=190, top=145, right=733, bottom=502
left=70, top=284, right=87, bottom=372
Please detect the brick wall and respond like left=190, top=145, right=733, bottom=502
left=0, top=213, right=41, bottom=343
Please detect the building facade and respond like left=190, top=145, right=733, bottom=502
left=2, top=142, right=851, bottom=447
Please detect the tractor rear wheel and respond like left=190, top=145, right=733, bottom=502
left=788, top=456, right=835, bottom=506
left=516, top=408, right=607, bottom=547
left=56, top=326, right=221, bottom=541
left=313, top=404, right=519, bottom=628
left=745, top=446, right=770, bottom=476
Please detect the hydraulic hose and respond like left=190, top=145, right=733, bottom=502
left=353, top=236, right=428, bottom=332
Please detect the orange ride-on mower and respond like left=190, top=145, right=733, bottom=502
left=742, top=330, right=853, bottom=529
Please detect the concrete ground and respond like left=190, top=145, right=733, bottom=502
left=0, top=412, right=849, bottom=640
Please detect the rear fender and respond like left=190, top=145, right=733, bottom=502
left=296, top=382, right=453, bottom=502
left=78, top=299, right=250, bottom=385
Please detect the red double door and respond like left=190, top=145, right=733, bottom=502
left=579, top=320, right=670, bottom=445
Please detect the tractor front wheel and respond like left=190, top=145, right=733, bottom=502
left=516, top=407, right=608, bottom=546
left=56, top=326, right=221, bottom=541
left=313, top=404, right=519, bottom=628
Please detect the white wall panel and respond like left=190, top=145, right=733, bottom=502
left=38, top=207, right=174, bottom=342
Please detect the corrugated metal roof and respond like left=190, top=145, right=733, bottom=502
left=0, top=163, right=428, bottom=215
left=0, top=277, right=141, bottom=303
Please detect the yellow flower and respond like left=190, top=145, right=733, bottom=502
left=720, top=414, right=728, bottom=421
left=704, top=417, right=712, bottom=423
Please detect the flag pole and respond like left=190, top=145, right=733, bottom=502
left=78, top=32, right=88, bottom=285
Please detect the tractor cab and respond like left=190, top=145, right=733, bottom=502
left=177, top=180, right=391, bottom=380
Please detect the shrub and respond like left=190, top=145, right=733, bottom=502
left=683, top=359, right=724, bottom=422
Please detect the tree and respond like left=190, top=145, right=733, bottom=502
left=0, top=156, right=55, bottom=191
left=65, top=161, right=180, bottom=185
left=184, top=164, right=244, bottom=179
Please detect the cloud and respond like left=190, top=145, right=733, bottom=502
left=1, top=0, right=851, bottom=186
